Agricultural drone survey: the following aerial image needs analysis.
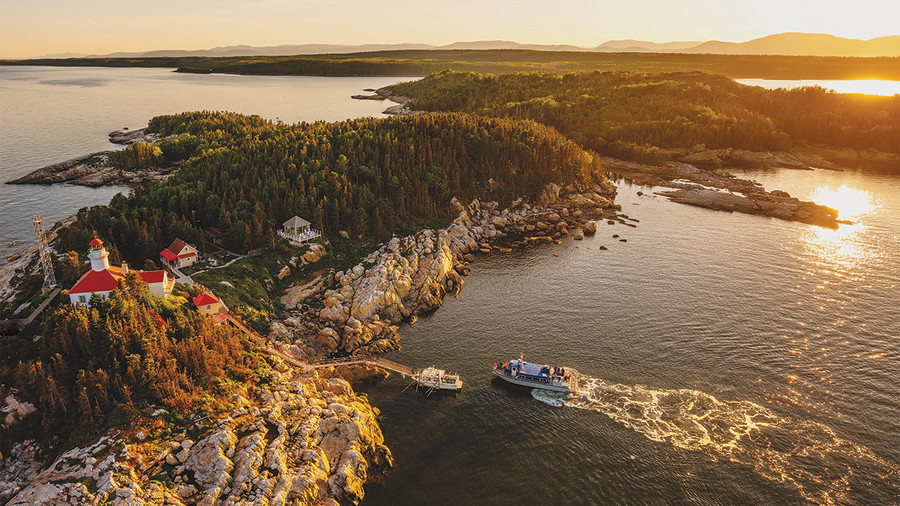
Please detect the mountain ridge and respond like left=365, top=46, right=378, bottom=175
left=24, top=33, right=900, bottom=59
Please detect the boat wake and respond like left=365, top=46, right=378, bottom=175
left=539, top=374, right=900, bottom=504
left=530, top=389, right=568, bottom=407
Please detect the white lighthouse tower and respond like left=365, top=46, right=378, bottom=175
left=88, top=236, right=110, bottom=272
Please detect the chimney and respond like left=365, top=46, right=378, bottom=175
left=122, top=262, right=129, bottom=276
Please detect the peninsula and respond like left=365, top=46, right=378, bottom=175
left=3, top=50, right=899, bottom=81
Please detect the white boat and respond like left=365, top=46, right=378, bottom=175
left=492, top=354, right=576, bottom=394
left=415, top=366, right=463, bottom=392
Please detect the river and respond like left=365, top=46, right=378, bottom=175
left=1, top=67, right=898, bottom=504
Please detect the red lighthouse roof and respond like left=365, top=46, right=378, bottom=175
left=89, top=236, right=104, bottom=247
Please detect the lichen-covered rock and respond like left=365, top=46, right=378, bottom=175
left=4, top=367, right=391, bottom=506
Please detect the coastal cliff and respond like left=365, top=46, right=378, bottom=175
left=1, top=365, right=390, bottom=505
left=270, top=181, right=618, bottom=358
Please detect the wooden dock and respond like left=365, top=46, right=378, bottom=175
left=310, top=356, right=415, bottom=377
left=219, top=312, right=442, bottom=388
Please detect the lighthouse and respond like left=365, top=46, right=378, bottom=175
left=68, top=236, right=173, bottom=305
left=88, top=236, right=110, bottom=271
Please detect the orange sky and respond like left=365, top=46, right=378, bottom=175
left=1, top=0, right=898, bottom=58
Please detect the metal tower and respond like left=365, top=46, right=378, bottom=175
left=32, top=213, right=57, bottom=291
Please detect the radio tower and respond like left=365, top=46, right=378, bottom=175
left=32, top=213, right=57, bottom=291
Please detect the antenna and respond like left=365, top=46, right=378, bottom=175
left=32, top=213, right=57, bottom=291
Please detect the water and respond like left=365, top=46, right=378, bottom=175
left=735, top=78, right=900, bottom=96
left=0, top=66, right=408, bottom=257
left=2, top=67, right=899, bottom=503
left=361, top=170, right=900, bottom=504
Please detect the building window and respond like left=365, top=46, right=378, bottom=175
left=78, top=295, right=87, bottom=304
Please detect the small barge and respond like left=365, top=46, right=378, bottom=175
left=415, top=366, right=463, bottom=392
left=492, top=354, right=576, bottom=394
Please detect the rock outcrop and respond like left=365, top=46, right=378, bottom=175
left=109, top=128, right=157, bottom=145
left=658, top=187, right=839, bottom=227
left=1, top=367, right=391, bottom=506
left=6, top=129, right=169, bottom=187
left=6, top=152, right=175, bottom=187
left=269, top=181, right=619, bottom=357
left=598, top=156, right=841, bottom=228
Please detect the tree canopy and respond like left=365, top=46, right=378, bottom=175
left=387, top=70, right=900, bottom=163
left=57, top=112, right=608, bottom=261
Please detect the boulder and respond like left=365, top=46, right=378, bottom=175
left=316, top=328, right=340, bottom=352
left=302, top=244, right=327, bottom=264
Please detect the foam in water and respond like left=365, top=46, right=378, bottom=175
left=555, top=375, right=900, bottom=505
left=530, top=389, right=568, bottom=407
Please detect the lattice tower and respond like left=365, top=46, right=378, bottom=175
left=32, top=213, right=57, bottom=290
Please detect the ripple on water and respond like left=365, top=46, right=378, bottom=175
left=564, top=375, right=900, bottom=505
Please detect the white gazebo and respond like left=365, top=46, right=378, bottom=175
left=278, top=216, right=321, bottom=245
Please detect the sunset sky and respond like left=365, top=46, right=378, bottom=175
left=1, top=0, right=898, bottom=58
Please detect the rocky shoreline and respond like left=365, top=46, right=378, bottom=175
left=352, top=89, right=425, bottom=116
left=268, top=180, right=619, bottom=360
left=1, top=364, right=391, bottom=505
left=1, top=181, right=618, bottom=505
left=599, top=156, right=842, bottom=228
left=6, top=129, right=172, bottom=188
left=366, top=89, right=846, bottom=228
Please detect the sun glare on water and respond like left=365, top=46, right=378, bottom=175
left=803, top=185, right=881, bottom=270
left=810, top=185, right=878, bottom=221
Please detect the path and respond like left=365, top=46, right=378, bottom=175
left=22, top=287, right=61, bottom=326
left=221, top=312, right=307, bottom=368
left=190, top=253, right=246, bottom=277
left=214, top=308, right=419, bottom=379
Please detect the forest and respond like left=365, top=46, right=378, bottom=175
left=55, top=112, right=607, bottom=262
left=4, top=50, right=898, bottom=80
left=386, top=70, right=900, bottom=163
left=1, top=274, right=265, bottom=451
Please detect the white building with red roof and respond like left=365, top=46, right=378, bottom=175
left=193, top=291, right=224, bottom=315
left=159, top=238, right=199, bottom=269
left=193, top=291, right=228, bottom=325
left=68, top=237, right=174, bottom=305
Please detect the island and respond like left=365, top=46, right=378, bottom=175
left=0, top=111, right=618, bottom=504
left=2, top=67, right=898, bottom=504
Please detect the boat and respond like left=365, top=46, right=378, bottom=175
left=414, top=366, right=463, bottom=392
left=492, top=354, right=576, bottom=394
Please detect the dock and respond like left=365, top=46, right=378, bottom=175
left=218, top=313, right=461, bottom=393
left=311, top=356, right=463, bottom=393
left=310, top=356, right=415, bottom=377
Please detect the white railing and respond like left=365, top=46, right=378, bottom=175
left=278, top=229, right=321, bottom=244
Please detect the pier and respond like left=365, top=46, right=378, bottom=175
left=310, top=356, right=415, bottom=377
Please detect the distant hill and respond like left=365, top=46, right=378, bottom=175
left=32, top=33, right=899, bottom=59
left=88, top=40, right=592, bottom=58
left=683, top=33, right=900, bottom=57
left=596, top=40, right=702, bottom=52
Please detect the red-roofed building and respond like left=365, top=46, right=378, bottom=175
left=193, top=291, right=226, bottom=316
left=68, top=237, right=174, bottom=305
left=159, top=238, right=199, bottom=269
